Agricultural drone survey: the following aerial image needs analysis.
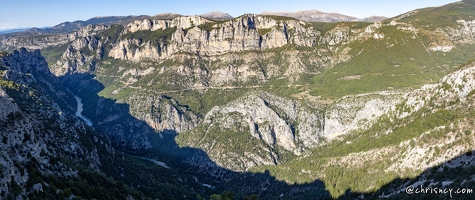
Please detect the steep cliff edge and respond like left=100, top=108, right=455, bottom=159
left=0, top=49, right=207, bottom=199
left=0, top=49, right=112, bottom=198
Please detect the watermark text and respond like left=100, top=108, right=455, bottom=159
left=406, top=185, right=473, bottom=198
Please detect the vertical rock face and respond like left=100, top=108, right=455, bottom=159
left=2, top=12, right=475, bottom=75
left=1, top=49, right=211, bottom=199
left=2, top=3, right=475, bottom=178
left=324, top=92, right=405, bottom=139
left=126, top=95, right=201, bottom=134
left=110, top=14, right=321, bottom=59
left=6, top=14, right=374, bottom=79
left=3, top=2, right=475, bottom=196
left=126, top=16, right=211, bottom=32
left=201, top=92, right=294, bottom=152
left=448, top=20, right=475, bottom=44
left=206, top=93, right=297, bottom=151
left=53, top=35, right=101, bottom=75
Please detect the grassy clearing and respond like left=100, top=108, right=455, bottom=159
left=397, top=0, right=475, bottom=30
left=308, top=25, right=465, bottom=99
left=41, top=42, right=72, bottom=63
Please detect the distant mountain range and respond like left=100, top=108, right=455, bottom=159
left=0, top=27, right=32, bottom=34
left=201, top=11, right=234, bottom=20
left=8, top=16, right=138, bottom=36
left=261, top=10, right=386, bottom=22
left=1, top=10, right=385, bottom=37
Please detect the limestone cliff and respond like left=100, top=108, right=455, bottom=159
left=48, top=14, right=368, bottom=77
left=324, top=92, right=405, bottom=139
left=126, top=94, right=201, bottom=134
left=107, top=14, right=323, bottom=60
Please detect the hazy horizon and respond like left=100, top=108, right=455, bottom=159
left=0, top=0, right=460, bottom=28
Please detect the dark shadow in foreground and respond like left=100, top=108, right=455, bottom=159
left=340, top=151, right=475, bottom=200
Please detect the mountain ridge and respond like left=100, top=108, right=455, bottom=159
left=201, top=11, right=234, bottom=20
left=1, top=10, right=382, bottom=38
left=261, top=9, right=387, bottom=22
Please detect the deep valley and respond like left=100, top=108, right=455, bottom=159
left=2, top=1, right=475, bottom=199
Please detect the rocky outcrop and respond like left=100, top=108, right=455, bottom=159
left=204, top=92, right=297, bottom=152
left=126, top=95, right=201, bottom=134
left=43, top=12, right=475, bottom=172
left=324, top=92, right=404, bottom=139
left=0, top=48, right=212, bottom=199
left=323, top=60, right=475, bottom=141
left=448, top=20, right=475, bottom=45
left=125, top=16, right=211, bottom=32
left=52, top=35, right=101, bottom=75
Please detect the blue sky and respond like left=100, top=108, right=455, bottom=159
left=0, top=0, right=459, bottom=28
